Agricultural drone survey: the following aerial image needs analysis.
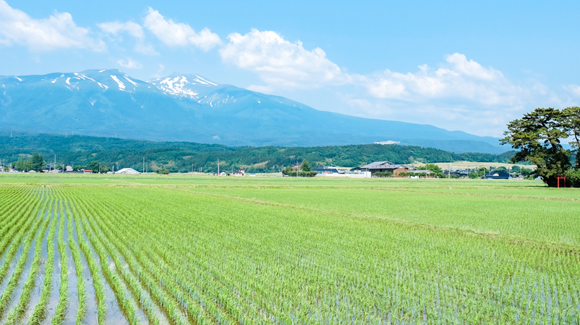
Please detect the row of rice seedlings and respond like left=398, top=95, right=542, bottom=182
left=0, top=186, right=33, bottom=226
left=73, top=200, right=142, bottom=324
left=78, top=191, right=234, bottom=324
left=0, top=189, right=43, bottom=264
left=101, top=189, right=443, bottom=323
left=0, top=184, right=24, bottom=207
left=0, top=188, right=46, bottom=278
left=118, top=191, right=281, bottom=321
left=28, top=199, right=58, bottom=325
left=101, top=189, right=281, bottom=322
left=4, top=198, right=51, bottom=324
left=0, top=193, right=47, bottom=319
left=64, top=202, right=87, bottom=325
left=61, top=183, right=580, bottom=323
left=126, top=186, right=580, bottom=323
left=88, top=191, right=259, bottom=324
left=50, top=203, right=69, bottom=325
left=69, top=201, right=107, bottom=325
left=57, top=190, right=159, bottom=323
left=76, top=195, right=193, bottom=325
left=80, top=209, right=167, bottom=325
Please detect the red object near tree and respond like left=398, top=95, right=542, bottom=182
left=557, top=176, right=566, bottom=188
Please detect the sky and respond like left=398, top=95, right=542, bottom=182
left=1, top=0, right=579, bottom=137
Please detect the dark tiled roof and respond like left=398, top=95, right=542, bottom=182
left=360, top=161, right=405, bottom=169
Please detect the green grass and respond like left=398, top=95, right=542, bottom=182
left=0, top=174, right=579, bottom=323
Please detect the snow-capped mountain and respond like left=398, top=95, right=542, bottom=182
left=148, top=74, right=219, bottom=99
left=0, top=70, right=504, bottom=153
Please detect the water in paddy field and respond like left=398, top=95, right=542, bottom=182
left=41, top=207, right=61, bottom=325
left=0, top=236, right=37, bottom=323
left=68, top=206, right=98, bottom=325
left=77, top=214, right=128, bottom=325
left=62, top=206, right=79, bottom=325
left=102, top=244, right=148, bottom=325
left=21, top=211, right=51, bottom=324
left=0, top=242, right=23, bottom=294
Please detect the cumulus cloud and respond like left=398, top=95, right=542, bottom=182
left=360, top=53, right=524, bottom=106
left=220, top=29, right=346, bottom=88
left=98, top=20, right=158, bottom=55
left=143, top=8, right=221, bottom=50
left=0, top=0, right=105, bottom=52
left=98, top=21, right=144, bottom=39
left=117, top=58, right=142, bottom=69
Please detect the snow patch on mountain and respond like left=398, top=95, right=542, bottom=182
left=157, top=76, right=198, bottom=98
left=193, top=75, right=217, bottom=86
left=110, top=75, right=125, bottom=91
left=148, top=74, right=220, bottom=99
left=123, top=76, right=138, bottom=87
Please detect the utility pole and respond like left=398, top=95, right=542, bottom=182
left=217, top=159, right=220, bottom=176
left=54, top=155, right=56, bottom=173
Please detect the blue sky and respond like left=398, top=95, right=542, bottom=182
left=1, top=0, right=579, bottom=137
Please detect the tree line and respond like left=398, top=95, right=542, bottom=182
left=0, top=132, right=515, bottom=174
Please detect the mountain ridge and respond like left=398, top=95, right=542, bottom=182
left=0, top=69, right=507, bottom=153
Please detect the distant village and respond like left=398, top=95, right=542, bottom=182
left=0, top=156, right=534, bottom=180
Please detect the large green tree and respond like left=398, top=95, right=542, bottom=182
left=500, top=108, right=571, bottom=187
left=31, top=153, right=46, bottom=172
left=14, top=159, right=33, bottom=172
left=300, top=160, right=313, bottom=172
left=87, top=161, right=100, bottom=173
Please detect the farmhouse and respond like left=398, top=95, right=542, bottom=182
left=360, top=161, right=410, bottom=176
left=115, top=168, right=140, bottom=174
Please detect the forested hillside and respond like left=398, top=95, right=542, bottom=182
left=0, top=132, right=514, bottom=173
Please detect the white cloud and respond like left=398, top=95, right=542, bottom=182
left=143, top=8, right=221, bottom=51
left=360, top=53, right=524, bottom=106
left=220, top=29, right=346, bottom=88
left=0, top=0, right=105, bottom=52
left=564, top=84, right=580, bottom=97
left=117, top=58, right=142, bottom=69
left=98, top=20, right=158, bottom=55
left=98, top=21, right=144, bottom=39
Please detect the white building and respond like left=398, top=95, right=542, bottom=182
left=115, top=168, right=140, bottom=174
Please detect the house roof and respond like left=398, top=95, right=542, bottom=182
left=360, top=161, right=405, bottom=170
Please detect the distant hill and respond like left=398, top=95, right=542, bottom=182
left=0, top=132, right=514, bottom=173
left=0, top=70, right=506, bottom=154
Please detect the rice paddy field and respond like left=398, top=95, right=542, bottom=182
left=0, top=173, right=579, bottom=324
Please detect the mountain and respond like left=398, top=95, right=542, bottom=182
left=0, top=69, right=506, bottom=153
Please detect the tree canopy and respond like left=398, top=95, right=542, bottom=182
left=501, top=107, right=579, bottom=187
left=31, top=153, right=46, bottom=172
